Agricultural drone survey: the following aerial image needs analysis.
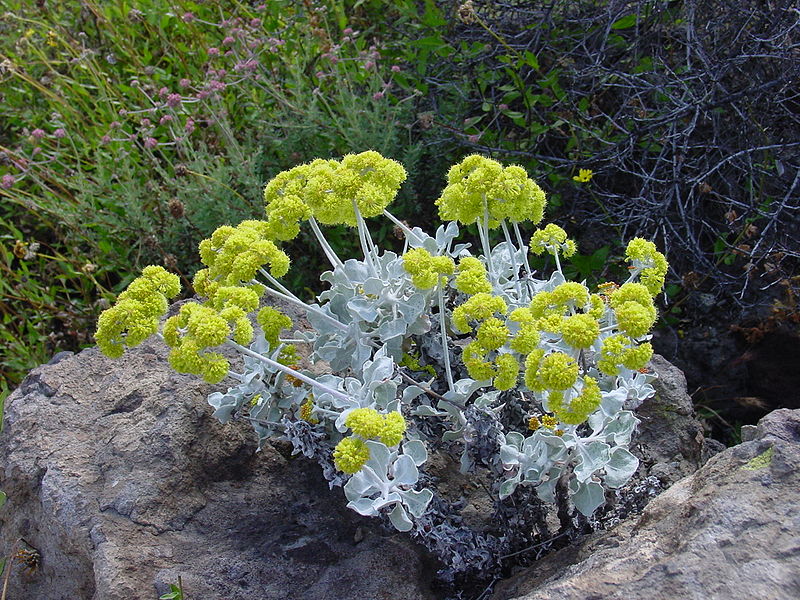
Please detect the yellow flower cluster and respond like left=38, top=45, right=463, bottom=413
left=162, top=302, right=231, bottom=383
left=95, top=266, right=181, bottom=359
left=541, top=414, right=559, bottom=429
left=256, top=306, right=293, bottom=348
left=452, top=292, right=508, bottom=333
left=345, top=407, right=386, bottom=439
left=609, top=283, right=657, bottom=339
left=548, top=376, right=602, bottom=425
left=560, top=313, right=600, bottom=349
left=199, top=220, right=290, bottom=286
left=452, top=292, right=521, bottom=388
left=334, top=409, right=408, bottom=474
left=625, top=238, right=668, bottom=296
left=461, top=343, right=519, bottom=390
left=529, top=224, right=577, bottom=257
left=493, top=353, right=520, bottom=391
left=190, top=281, right=261, bottom=346
left=509, top=324, right=541, bottom=355
left=454, top=256, right=492, bottom=295
left=537, top=352, right=580, bottom=391
left=402, top=248, right=455, bottom=289
left=345, top=408, right=407, bottom=447
left=435, top=155, right=546, bottom=227
left=263, top=151, right=407, bottom=231
left=300, top=398, right=319, bottom=424
left=598, top=335, right=653, bottom=375
left=333, top=437, right=371, bottom=474
left=524, top=282, right=604, bottom=349
left=476, top=317, right=510, bottom=350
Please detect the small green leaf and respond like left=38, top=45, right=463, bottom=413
left=524, top=51, right=539, bottom=69
left=0, top=490, right=7, bottom=509
left=463, top=115, right=484, bottom=128
left=611, top=14, right=638, bottom=29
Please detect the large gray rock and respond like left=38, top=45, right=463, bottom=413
left=0, top=310, right=715, bottom=600
left=493, top=408, right=800, bottom=600
left=0, top=342, right=437, bottom=600
left=635, top=354, right=714, bottom=485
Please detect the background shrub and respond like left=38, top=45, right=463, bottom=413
left=1, top=0, right=797, bottom=423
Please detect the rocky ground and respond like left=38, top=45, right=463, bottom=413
left=0, top=324, right=797, bottom=599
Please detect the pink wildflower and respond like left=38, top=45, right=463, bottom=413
left=179, top=78, right=191, bottom=88
left=159, top=115, right=173, bottom=125
left=208, top=47, right=220, bottom=56
left=182, top=12, right=195, bottom=23
left=144, top=137, right=158, bottom=149
left=167, top=93, right=182, bottom=108
left=31, top=128, right=45, bottom=140
left=53, top=128, right=66, bottom=139
left=222, top=36, right=235, bottom=46
left=1, top=174, right=15, bottom=189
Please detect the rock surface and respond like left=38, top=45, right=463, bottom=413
left=0, top=314, right=717, bottom=600
left=492, top=408, right=800, bottom=600
left=0, top=342, right=437, bottom=600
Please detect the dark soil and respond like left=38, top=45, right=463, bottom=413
left=653, top=288, right=800, bottom=445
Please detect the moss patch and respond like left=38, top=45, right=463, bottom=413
left=743, top=446, right=774, bottom=471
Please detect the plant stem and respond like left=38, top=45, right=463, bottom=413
left=308, top=217, right=344, bottom=269
left=553, top=248, right=562, bottom=275
left=227, top=340, right=352, bottom=403
left=501, top=220, right=524, bottom=299
left=257, top=281, right=348, bottom=332
left=383, top=209, right=426, bottom=245
left=512, top=221, right=534, bottom=283
left=479, top=202, right=496, bottom=287
left=257, top=269, right=299, bottom=300
left=437, top=285, right=455, bottom=392
left=353, top=200, right=378, bottom=278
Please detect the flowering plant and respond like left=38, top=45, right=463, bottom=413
left=95, top=152, right=667, bottom=582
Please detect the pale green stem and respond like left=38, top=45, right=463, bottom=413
left=353, top=199, right=378, bottom=277
left=500, top=220, right=524, bottom=299
left=242, top=416, right=286, bottom=429
left=227, top=340, right=352, bottom=403
left=479, top=205, right=497, bottom=287
left=437, top=284, right=455, bottom=392
left=308, top=216, right=344, bottom=269
left=512, top=222, right=534, bottom=278
left=553, top=248, right=562, bottom=275
left=258, top=269, right=299, bottom=300
left=257, top=281, right=348, bottom=332
left=624, top=267, right=641, bottom=284
left=227, top=370, right=244, bottom=382
left=383, top=209, right=426, bottom=245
